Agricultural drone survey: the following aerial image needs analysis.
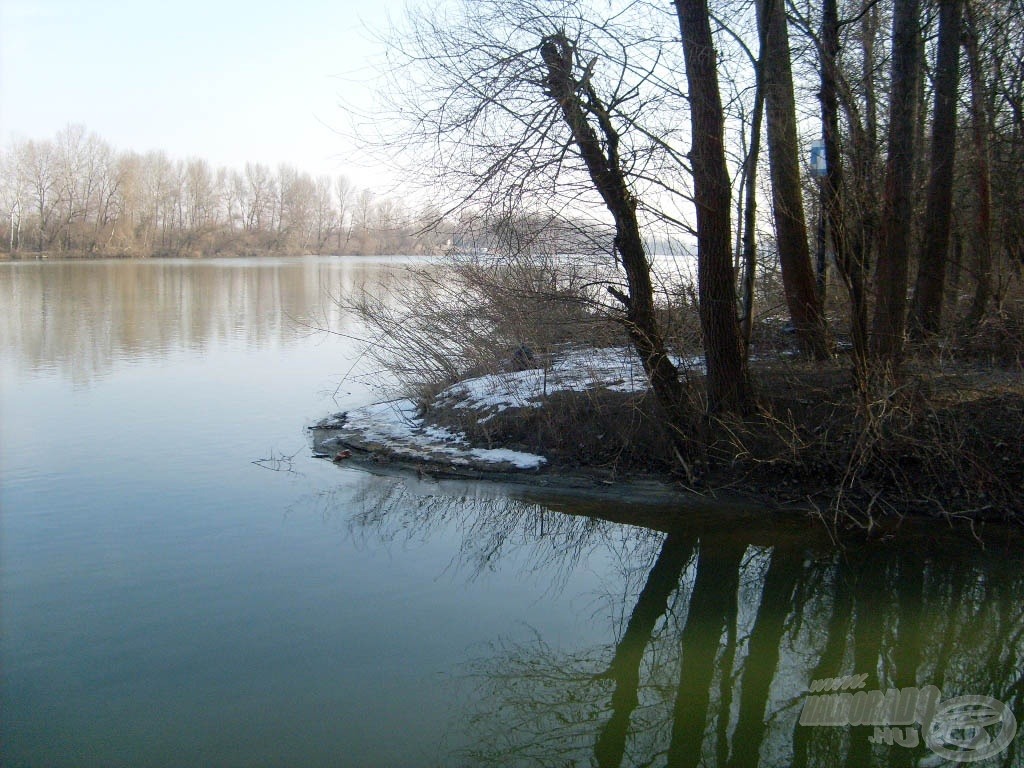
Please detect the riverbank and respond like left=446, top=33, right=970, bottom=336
left=0, top=253, right=287, bottom=262
left=0, top=250, right=267, bottom=261
left=0, top=244, right=451, bottom=261
left=311, top=344, right=1024, bottom=525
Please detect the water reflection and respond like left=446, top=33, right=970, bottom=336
left=0, top=256, right=418, bottom=385
left=338, top=477, right=1023, bottom=767
left=308, top=473, right=664, bottom=586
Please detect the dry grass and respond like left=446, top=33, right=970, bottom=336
left=342, top=251, right=624, bottom=397
left=711, top=353, right=1024, bottom=524
left=343, top=250, right=1024, bottom=523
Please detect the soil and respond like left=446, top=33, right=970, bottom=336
left=311, top=353, right=1024, bottom=528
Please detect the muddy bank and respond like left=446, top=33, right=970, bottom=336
left=309, top=347, right=1024, bottom=525
left=308, top=405, right=724, bottom=509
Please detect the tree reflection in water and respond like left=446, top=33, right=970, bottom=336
left=337, top=475, right=1024, bottom=767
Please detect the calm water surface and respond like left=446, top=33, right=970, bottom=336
left=1, top=257, right=1021, bottom=767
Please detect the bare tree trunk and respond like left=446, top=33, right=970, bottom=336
left=862, top=1, right=879, bottom=172
left=757, top=0, right=831, bottom=359
left=909, top=0, right=963, bottom=338
left=673, top=0, right=752, bottom=414
left=859, top=0, right=880, bottom=282
left=912, top=21, right=930, bottom=198
left=963, top=0, right=993, bottom=326
left=821, top=0, right=869, bottom=381
left=739, top=30, right=767, bottom=355
left=815, top=187, right=827, bottom=300
left=870, top=0, right=921, bottom=361
left=947, top=223, right=963, bottom=313
left=539, top=33, right=697, bottom=460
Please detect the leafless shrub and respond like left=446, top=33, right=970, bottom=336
left=956, top=303, right=1024, bottom=367
left=711, top=355, right=1024, bottom=525
left=341, top=220, right=625, bottom=397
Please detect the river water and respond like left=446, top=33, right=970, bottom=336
left=1, top=257, right=1021, bottom=767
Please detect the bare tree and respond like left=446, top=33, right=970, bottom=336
left=183, top=158, right=215, bottom=232
left=54, top=124, right=90, bottom=251
left=0, top=125, right=426, bottom=257
left=818, top=0, right=870, bottom=380
left=335, top=175, right=353, bottom=251
left=313, top=175, right=336, bottom=254
left=243, top=162, right=274, bottom=232
left=909, top=0, right=964, bottom=337
left=737, top=8, right=768, bottom=355
left=538, top=30, right=696, bottom=449
left=871, top=0, right=922, bottom=361
left=352, top=188, right=375, bottom=253
left=962, top=0, right=994, bottom=326
left=0, top=147, right=26, bottom=252
left=111, top=152, right=144, bottom=251
left=756, top=0, right=830, bottom=359
left=14, top=139, right=59, bottom=252
left=89, top=140, right=121, bottom=250
left=673, top=0, right=752, bottom=412
left=275, top=165, right=317, bottom=252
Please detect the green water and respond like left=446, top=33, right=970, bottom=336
left=1, top=257, right=1020, bottom=767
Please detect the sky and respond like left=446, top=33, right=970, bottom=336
left=0, top=0, right=404, bottom=189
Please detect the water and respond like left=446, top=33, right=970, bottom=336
left=1, top=257, right=1021, bottom=767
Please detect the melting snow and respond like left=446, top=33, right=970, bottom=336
left=436, top=346, right=702, bottom=413
left=318, top=346, right=702, bottom=472
left=319, top=398, right=547, bottom=470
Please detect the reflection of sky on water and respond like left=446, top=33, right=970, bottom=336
left=0, top=256, right=424, bottom=387
left=339, top=473, right=1024, bottom=767
left=0, top=257, right=617, bottom=766
left=1, top=257, right=1021, bottom=767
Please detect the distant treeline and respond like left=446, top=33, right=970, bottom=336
left=0, top=127, right=685, bottom=261
left=0, top=125, right=455, bottom=258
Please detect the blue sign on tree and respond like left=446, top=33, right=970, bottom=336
left=810, top=140, right=827, bottom=178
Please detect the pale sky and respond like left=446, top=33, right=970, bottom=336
left=0, top=0, right=404, bottom=189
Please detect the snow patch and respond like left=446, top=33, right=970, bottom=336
left=318, top=346, right=701, bottom=472
left=469, top=447, right=548, bottom=469
left=319, top=397, right=547, bottom=470
left=436, top=346, right=702, bottom=413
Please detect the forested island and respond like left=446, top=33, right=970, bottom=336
left=314, top=0, right=1023, bottom=527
